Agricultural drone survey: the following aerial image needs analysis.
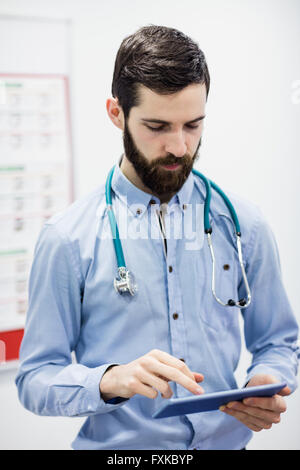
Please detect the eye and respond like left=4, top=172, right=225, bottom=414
left=146, top=125, right=164, bottom=132
left=146, top=124, right=199, bottom=133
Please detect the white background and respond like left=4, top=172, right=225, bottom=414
left=0, top=0, right=299, bottom=450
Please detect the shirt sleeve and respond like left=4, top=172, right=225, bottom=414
left=15, top=224, right=128, bottom=417
left=239, top=210, right=300, bottom=391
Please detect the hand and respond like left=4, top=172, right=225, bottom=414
left=100, top=349, right=204, bottom=401
left=219, top=374, right=291, bottom=432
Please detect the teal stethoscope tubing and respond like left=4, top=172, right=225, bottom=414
left=105, top=166, right=126, bottom=267
left=105, top=165, right=251, bottom=308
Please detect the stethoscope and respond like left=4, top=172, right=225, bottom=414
left=105, top=164, right=251, bottom=309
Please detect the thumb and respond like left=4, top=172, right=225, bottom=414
left=247, top=373, right=279, bottom=387
left=278, top=385, right=291, bottom=397
left=247, top=373, right=291, bottom=396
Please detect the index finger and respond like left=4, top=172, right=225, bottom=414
left=243, top=394, right=287, bottom=413
left=150, top=349, right=200, bottom=382
left=154, top=362, right=204, bottom=395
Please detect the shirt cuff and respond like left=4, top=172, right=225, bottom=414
left=83, top=363, right=129, bottom=415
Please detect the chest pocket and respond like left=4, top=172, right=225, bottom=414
left=196, top=249, right=240, bottom=331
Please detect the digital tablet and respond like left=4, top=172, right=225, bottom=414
left=152, top=382, right=287, bottom=419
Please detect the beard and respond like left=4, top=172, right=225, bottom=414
left=122, top=120, right=201, bottom=197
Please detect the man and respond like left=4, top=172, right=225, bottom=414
left=16, top=25, right=299, bottom=450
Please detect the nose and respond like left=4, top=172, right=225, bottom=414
left=164, top=130, right=187, bottom=158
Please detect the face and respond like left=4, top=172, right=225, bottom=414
left=123, top=83, right=206, bottom=197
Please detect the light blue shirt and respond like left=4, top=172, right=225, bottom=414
left=15, top=158, right=299, bottom=450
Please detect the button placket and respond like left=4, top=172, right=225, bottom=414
left=166, top=210, right=188, bottom=384
left=148, top=201, right=165, bottom=260
left=153, top=204, right=169, bottom=261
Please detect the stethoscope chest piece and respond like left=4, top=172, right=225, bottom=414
left=114, top=266, right=138, bottom=296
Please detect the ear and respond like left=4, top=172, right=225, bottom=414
left=106, top=97, right=124, bottom=130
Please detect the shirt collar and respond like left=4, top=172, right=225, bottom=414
left=111, top=155, right=195, bottom=217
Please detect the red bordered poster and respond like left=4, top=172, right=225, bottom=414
left=0, top=74, right=73, bottom=363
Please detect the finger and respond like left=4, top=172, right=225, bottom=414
left=138, top=370, right=173, bottom=398
left=156, top=372, right=204, bottom=388
left=133, top=380, right=160, bottom=400
left=221, top=407, right=270, bottom=431
left=278, top=386, right=291, bottom=397
left=193, top=372, right=204, bottom=383
left=225, top=401, right=281, bottom=424
left=156, top=372, right=204, bottom=384
left=149, top=350, right=198, bottom=382
left=149, top=361, right=204, bottom=395
left=243, top=394, right=287, bottom=413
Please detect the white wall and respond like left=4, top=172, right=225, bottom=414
left=0, top=0, right=299, bottom=450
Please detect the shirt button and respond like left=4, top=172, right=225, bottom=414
left=173, top=313, right=179, bottom=320
left=223, top=264, right=230, bottom=271
left=182, top=204, right=187, bottom=210
left=136, top=208, right=142, bottom=215
left=169, top=266, right=173, bottom=273
left=150, top=199, right=156, bottom=205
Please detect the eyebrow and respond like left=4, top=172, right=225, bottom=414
left=140, top=115, right=206, bottom=125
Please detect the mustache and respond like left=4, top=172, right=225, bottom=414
left=150, top=138, right=202, bottom=168
left=151, top=154, right=191, bottom=167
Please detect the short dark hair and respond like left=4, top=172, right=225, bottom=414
left=111, top=25, right=210, bottom=119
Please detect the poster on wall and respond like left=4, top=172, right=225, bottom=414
left=0, top=74, right=73, bottom=361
